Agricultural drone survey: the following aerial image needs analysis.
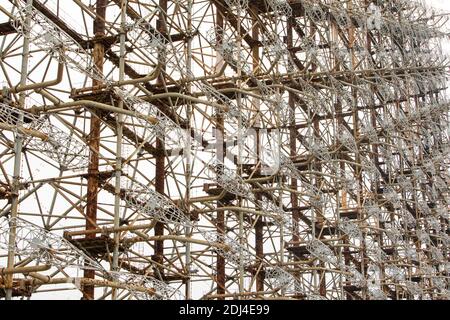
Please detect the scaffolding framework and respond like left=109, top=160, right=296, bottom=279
left=0, top=0, right=449, bottom=300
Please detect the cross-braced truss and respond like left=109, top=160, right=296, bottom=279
left=0, top=0, right=449, bottom=300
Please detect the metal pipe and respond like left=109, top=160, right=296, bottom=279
left=0, top=4, right=14, bottom=19
left=24, top=275, right=156, bottom=295
left=0, top=122, right=48, bottom=141
left=187, top=189, right=227, bottom=203
left=111, top=0, right=127, bottom=301
left=187, top=61, right=228, bottom=83
left=0, top=264, right=51, bottom=275
left=143, top=92, right=229, bottom=112
left=5, top=0, right=33, bottom=300
left=71, top=64, right=161, bottom=94
left=9, top=56, right=64, bottom=93
left=123, top=235, right=229, bottom=249
left=30, top=95, right=159, bottom=124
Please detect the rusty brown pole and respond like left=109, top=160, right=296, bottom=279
left=152, top=0, right=168, bottom=280
left=216, top=115, right=226, bottom=299
left=287, top=13, right=302, bottom=298
left=307, top=19, right=326, bottom=298
left=153, top=136, right=165, bottom=279
left=314, top=119, right=327, bottom=297
left=254, top=125, right=264, bottom=292
left=82, top=0, right=107, bottom=300
left=254, top=134, right=264, bottom=292
left=214, top=9, right=226, bottom=299
left=287, top=15, right=299, bottom=244
left=251, top=18, right=264, bottom=293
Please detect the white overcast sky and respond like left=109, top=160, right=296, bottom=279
left=424, top=0, right=450, bottom=54
left=425, top=0, right=450, bottom=11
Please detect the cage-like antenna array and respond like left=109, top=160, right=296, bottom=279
left=0, top=0, right=449, bottom=300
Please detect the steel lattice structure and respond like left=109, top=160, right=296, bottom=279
left=0, top=0, right=449, bottom=300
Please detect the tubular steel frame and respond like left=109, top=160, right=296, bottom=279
left=0, top=0, right=449, bottom=300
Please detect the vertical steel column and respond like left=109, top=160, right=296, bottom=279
left=235, top=4, right=244, bottom=297
left=184, top=0, right=193, bottom=300
left=215, top=114, right=226, bottom=298
left=111, top=0, right=127, bottom=300
left=307, top=18, right=326, bottom=298
left=287, top=15, right=299, bottom=243
left=5, top=0, right=33, bottom=300
left=153, top=0, right=168, bottom=280
left=366, top=0, right=378, bottom=299
left=83, top=0, right=107, bottom=300
left=252, top=18, right=264, bottom=293
left=215, top=9, right=226, bottom=299
left=287, top=11, right=303, bottom=299
left=348, top=1, right=362, bottom=300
